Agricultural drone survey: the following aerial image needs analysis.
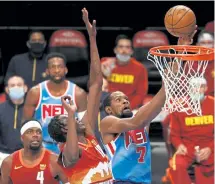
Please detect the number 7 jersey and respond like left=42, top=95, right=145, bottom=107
left=103, top=128, right=151, bottom=183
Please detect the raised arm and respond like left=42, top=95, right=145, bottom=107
left=22, top=85, right=40, bottom=123
left=1, top=156, right=13, bottom=184
left=50, top=154, right=69, bottom=183
left=100, top=29, right=197, bottom=134
left=61, top=96, right=80, bottom=167
left=100, top=86, right=166, bottom=133
left=81, top=8, right=103, bottom=134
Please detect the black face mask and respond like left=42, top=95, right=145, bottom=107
left=27, top=42, right=46, bottom=58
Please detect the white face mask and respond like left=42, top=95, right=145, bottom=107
left=116, top=54, right=131, bottom=63
left=190, top=93, right=205, bottom=102
left=198, top=33, right=214, bottom=48
left=9, top=87, right=25, bottom=100
left=199, top=43, right=214, bottom=48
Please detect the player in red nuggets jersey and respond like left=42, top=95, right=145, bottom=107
left=0, top=119, right=69, bottom=184
left=48, top=8, right=112, bottom=184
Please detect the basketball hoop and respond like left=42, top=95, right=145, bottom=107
left=147, top=45, right=214, bottom=116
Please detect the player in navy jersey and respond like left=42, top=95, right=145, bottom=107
left=22, top=52, right=87, bottom=154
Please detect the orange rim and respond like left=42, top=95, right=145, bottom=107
left=149, top=45, right=214, bottom=61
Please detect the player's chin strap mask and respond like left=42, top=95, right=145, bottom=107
left=20, top=120, right=42, bottom=135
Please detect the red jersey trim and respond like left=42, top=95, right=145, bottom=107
left=107, top=142, right=115, bottom=155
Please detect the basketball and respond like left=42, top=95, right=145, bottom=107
left=164, top=5, right=196, bottom=37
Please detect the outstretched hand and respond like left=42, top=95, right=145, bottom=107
left=82, top=7, right=96, bottom=37
left=61, top=96, right=76, bottom=115
left=177, top=25, right=198, bottom=45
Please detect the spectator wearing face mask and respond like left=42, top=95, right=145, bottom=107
left=0, top=76, right=28, bottom=166
left=101, top=34, right=148, bottom=110
left=169, top=77, right=214, bottom=184
left=196, top=30, right=214, bottom=96
left=4, top=30, right=47, bottom=89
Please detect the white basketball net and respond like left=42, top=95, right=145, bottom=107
left=147, top=47, right=210, bottom=116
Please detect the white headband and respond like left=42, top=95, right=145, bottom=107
left=20, top=120, right=42, bottom=135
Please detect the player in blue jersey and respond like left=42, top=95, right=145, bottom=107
left=22, top=52, right=87, bottom=154
left=99, top=33, right=197, bottom=183
left=100, top=91, right=159, bottom=184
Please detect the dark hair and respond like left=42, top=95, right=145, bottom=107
left=5, top=75, right=26, bottom=86
left=21, top=119, right=42, bottom=128
left=48, top=115, right=66, bottom=143
left=28, top=30, right=45, bottom=40
left=101, top=93, right=112, bottom=113
left=115, top=34, right=132, bottom=46
left=46, top=52, right=67, bottom=66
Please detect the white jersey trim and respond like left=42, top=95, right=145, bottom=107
left=35, top=83, right=42, bottom=111
left=104, top=142, right=115, bottom=158
left=104, top=133, right=120, bottom=159
left=72, top=84, right=77, bottom=110
left=61, top=153, right=67, bottom=168
left=45, top=80, right=70, bottom=99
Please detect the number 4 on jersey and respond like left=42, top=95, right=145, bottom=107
left=37, top=171, right=44, bottom=184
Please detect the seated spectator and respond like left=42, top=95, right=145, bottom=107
left=0, top=76, right=28, bottom=166
left=169, top=77, right=214, bottom=184
left=183, top=29, right=214, bottom=97
left=101, top=34, right=148, bottom=110
left=4, top=30, right=48, bottom=89
left=194, top=30, right=214, bottom=96
left=163, top=29, right=215, bottom=184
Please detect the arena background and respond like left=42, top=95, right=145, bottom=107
left=0, top=1, right=214, bottom=183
